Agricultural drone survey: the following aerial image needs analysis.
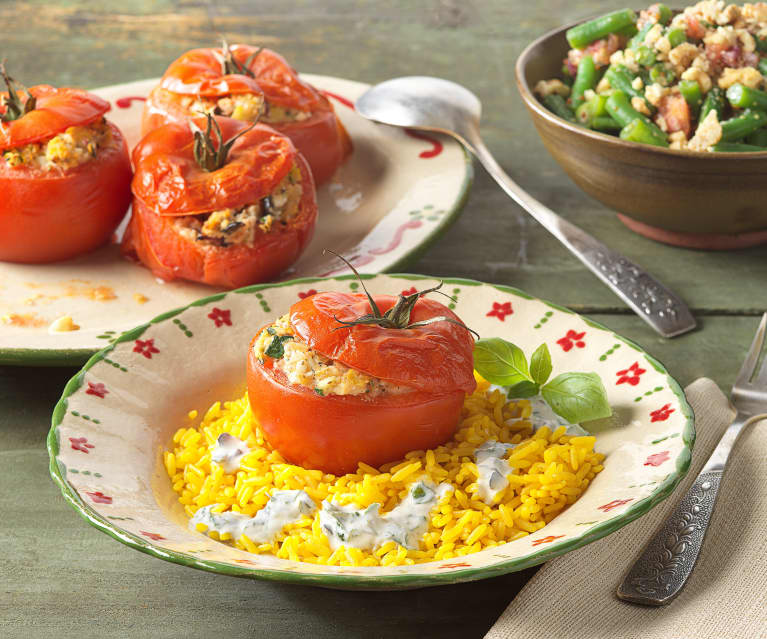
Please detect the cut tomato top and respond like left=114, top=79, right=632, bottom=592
left=0, top=85, right=110, bottom=151
left=131, top=117, right=297, bottom=216
left=159, top=45, right=327, bottom=113
left=288, top=292, right=477, bottom=394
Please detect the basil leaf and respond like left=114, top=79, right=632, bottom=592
left=541, top=372, right=612, bottom=424
left=529, top=343, right=552, bottom=386
left=265, top=335, right=293, bottom=359
left=507, top=380, right=540, bottom=399
left=473, top=338, right=532, bottom=386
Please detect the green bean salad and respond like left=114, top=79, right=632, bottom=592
left=535, top=2, right=767, bottom=152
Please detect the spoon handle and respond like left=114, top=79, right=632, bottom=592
left=467, top=134, right=696, bottom=338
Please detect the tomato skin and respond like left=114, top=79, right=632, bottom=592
left=658, top=94, right=691, bottom=137
left=289, top=292, right=477, bottom=394
left=246, top=337, right=466, bottom=475
left=0, top=122, right=132, bottom=263
left=122, top=143, right=318, bottom=288
left=141, top=46, right=351, bottom=185
left=0, top=85, right=110, bottom=150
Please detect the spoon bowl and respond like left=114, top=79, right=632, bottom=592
left=355, top=76, right=481, bottom=146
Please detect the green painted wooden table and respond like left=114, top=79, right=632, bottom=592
left=2, top=1, right=765, bottom=637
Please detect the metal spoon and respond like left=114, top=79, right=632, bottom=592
left=355, top=76, right=696, bottom=338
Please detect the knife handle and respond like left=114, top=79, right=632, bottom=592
left=616, top=470, right=722, bottom=605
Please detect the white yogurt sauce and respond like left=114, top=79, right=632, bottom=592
left=211, top=433, right=250, bottom=473
left=319, top=480, right=450, bottom=550
left=190, top=489, right=316, bottom=543
left=475, top=440, right=516, bottom=504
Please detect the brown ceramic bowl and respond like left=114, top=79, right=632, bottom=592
left=515, top=21, right=767, bottom=250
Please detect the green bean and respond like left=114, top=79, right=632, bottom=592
left=592, top=115, right=622, bottom=131
left=666, top=27, right=687, bottom=48
left=570, top=56, right=597, bottom=108
left=720, top=109, right=767, bottom=142
left=712, top=142, right=767, bottom=152
left=615, top=24, right=639, bottom=39
left=575, top=93, right=609, bottom=126
left=605, top=65, right=652, bottom=110
left=649, top=63, right=675, bottom=86
left=759, top=58, right=767, bottom=77
left=635, top=45, right=656, bottom=67
left=542, top=94, right=577, bottom=123
left=654, top=3, right=673, bottom=25
left=619, top=118, right=669, bottom=147
left=726, top=83, right=767, bottom=110
left=679, top=80, right=702, bottom=115
left=566, top=9, right=637, bottom=49
left=745, top=128, right=767, bottom=147
left=700, top=87, right=726, bottom=121
left=606, top=90, right=653, bottom=127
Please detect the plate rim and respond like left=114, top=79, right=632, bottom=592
left=1, top=74, right=474, bottom=366
left=47, top=273, right=695, bottom=589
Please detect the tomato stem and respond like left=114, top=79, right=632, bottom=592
left=190, top=113, right=257, bottom=171
left=213, top=41, right=263, bottom=78
left=0, top=61, right=36, bottom=123
left=324, top=250, right=479, bottom=339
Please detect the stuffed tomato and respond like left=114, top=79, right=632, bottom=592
left=122, top=116, right=318, bottom=288
left=142, top=44, right=352, bottom=185
left=246, top=283, right=477, bottom=475
left=0, top=71, right=132, bottom=263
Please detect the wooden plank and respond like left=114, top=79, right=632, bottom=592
left=1, top=315, right=758, bottom=638
left=0, top=1, right=763, bottom=312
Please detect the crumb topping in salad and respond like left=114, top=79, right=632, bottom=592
left=2, top=118, right=112, bottom=170
left=174, top=165, right=303, bottom=247
left=253, top=314, right=410, bottom=397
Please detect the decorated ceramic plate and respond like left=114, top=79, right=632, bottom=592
left=0, top=76, right=471, bottom=366
left=48, top=274, right=694, bottom=590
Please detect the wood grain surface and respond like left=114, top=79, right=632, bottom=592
left=1, top=1, right=765, bottom=637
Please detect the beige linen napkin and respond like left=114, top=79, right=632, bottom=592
left=486, top=378, right=767, bottom=639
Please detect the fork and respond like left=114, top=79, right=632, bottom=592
left=616, top=313, right=767, bottom=606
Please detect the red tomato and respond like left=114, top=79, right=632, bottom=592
left=685, top=15, right=707, bottom=41
left=122, top=117, right=318, bottom=287
left=141, top=45, right=352, bottom=185
left=246, top=292, right=476, bottom=475
left=658, top=94, right=691, bottom=137
left=0, top=86, right=132, bottom=263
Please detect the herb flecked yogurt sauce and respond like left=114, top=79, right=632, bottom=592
left=475, top=393, right=590, bottom=505
left=210, top=433, right=250, bottom=473
left=190, top=489, right=316, bottom=543
left=319, top=480, right=451, bottom=550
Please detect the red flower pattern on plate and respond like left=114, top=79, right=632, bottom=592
left=598, top=498, right=633, bottom=512
left=86, top=491, right=112, bottom=504
left=69, top=437, right=94, bottom=453
left=650, top=404, right=675, bottom=422
left=401, top=286, right=418, bottom=296
left=486, top=301, right=513, bottom=321
left=438, top=562, right=472, bottom=569
left=234, top=558, right=257, bottom=565
left=133, top=338, right=159, bottom=359
left=85, top=382, right=108, bottom=398
left=644, top=451, right=671, bottom=467
left=140, top=531, right=166, bottom=541
left=207, top=307, right=232, bottom=327
left=616, top=362, right=646, bottom=386
left=531, top=534, right=565, bottom=546
left=557, top=330, right=586, bottom=352
left=298, top=289, right=318, bottom=299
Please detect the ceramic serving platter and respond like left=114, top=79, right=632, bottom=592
left=48, top=274, right=694, bottom=590
left=0, top=76, right=472, bottom=366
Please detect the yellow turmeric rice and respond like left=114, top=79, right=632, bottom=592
left=164, top=375, right=605, bottom=566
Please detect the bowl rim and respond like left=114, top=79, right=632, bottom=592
left=515, top=17, right=767, bottom=160
left=47, top=272, right=696, bottom=589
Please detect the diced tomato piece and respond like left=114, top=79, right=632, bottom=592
left=658, top=94, right=691, bottom=137
left=686, top=16, right=706, bottom=40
